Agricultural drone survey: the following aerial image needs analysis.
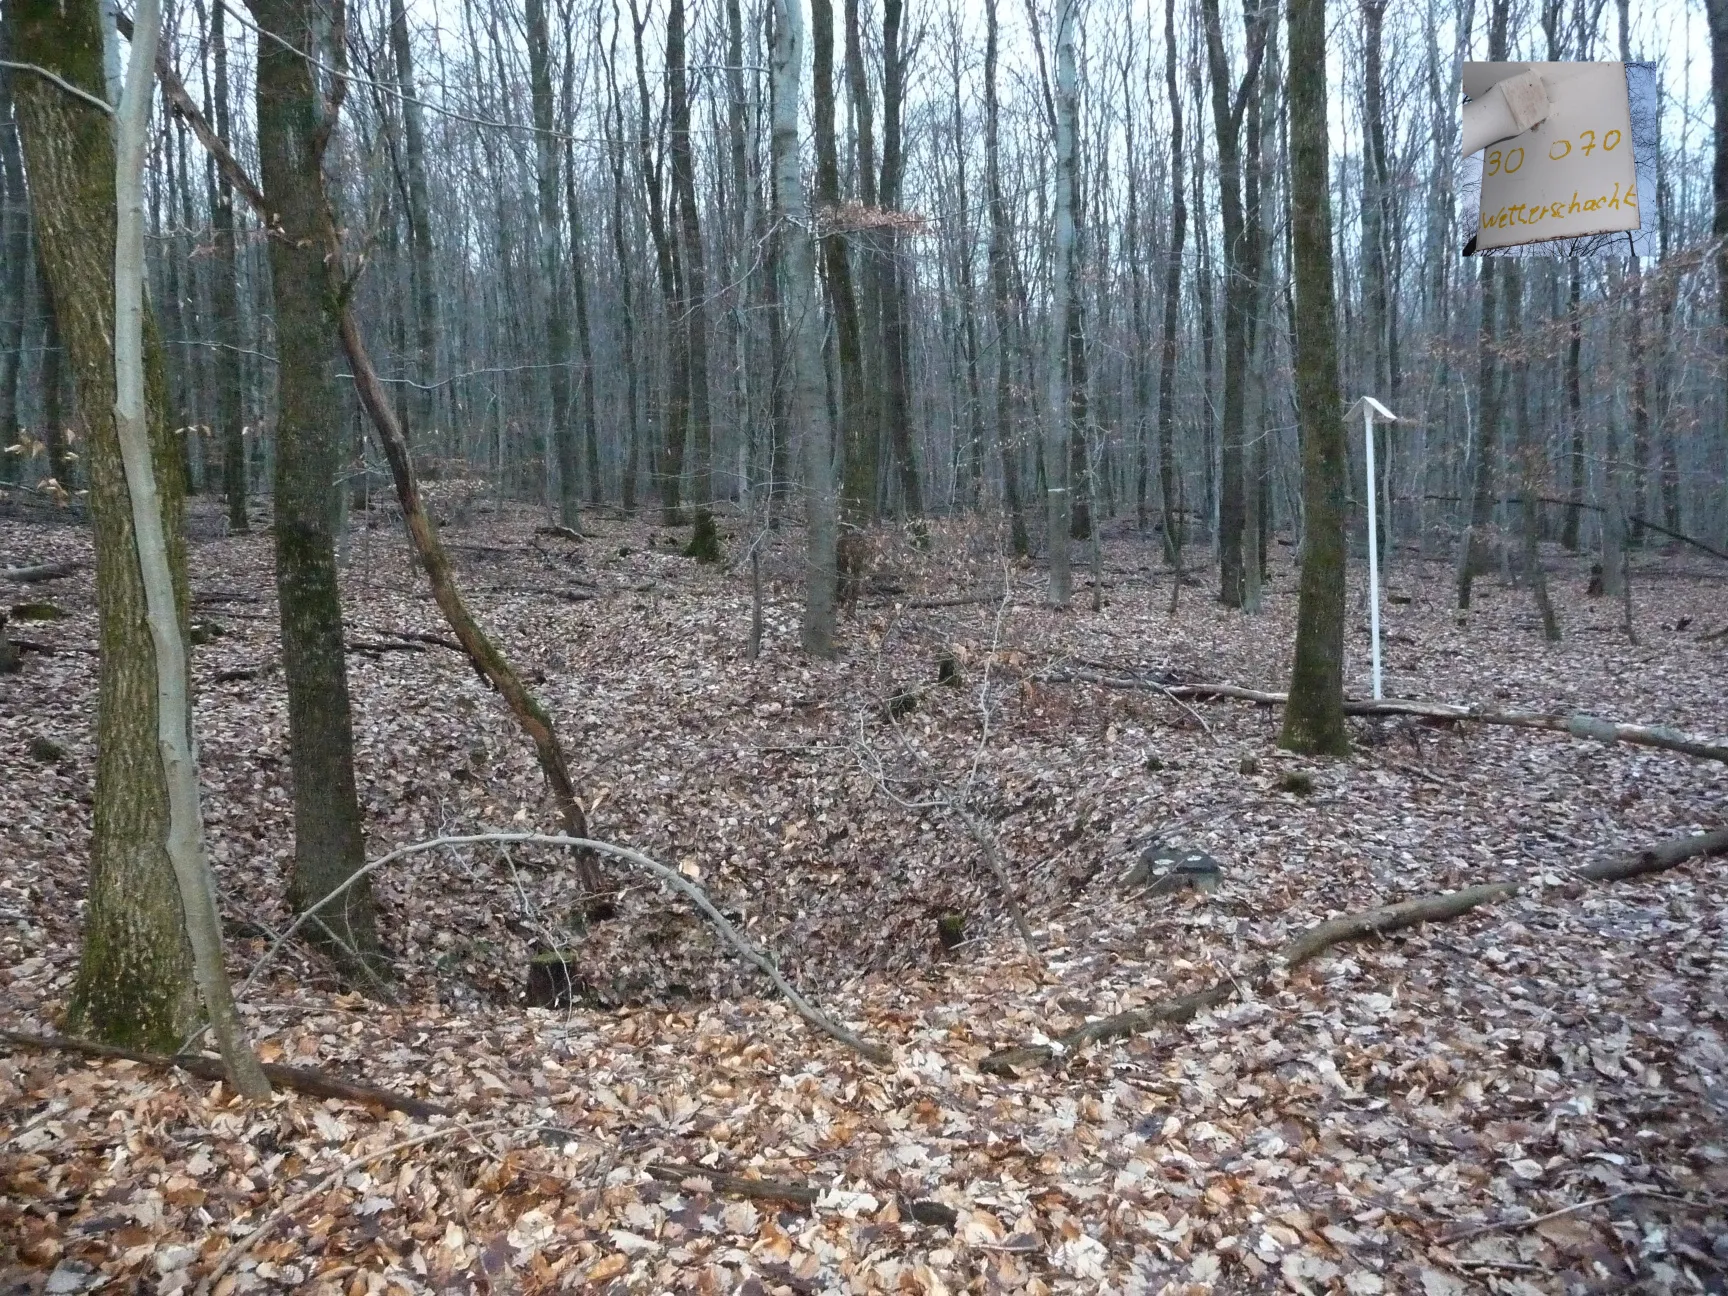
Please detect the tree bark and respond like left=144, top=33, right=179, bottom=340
left=12, top=0, right=198, bottom=1052
left=524, top=0, right=579, bottom=529
left=1279, top=0, right=1348, bottom=757
left=252, top=0, right=381, bottom=978
left=1200, top=0, right=1269, bottom=609
left=772, top=0, right=837, bottom=658
left=387, top=0, right=437, bottom=448
left=877, top=0, right=921, bottom=522
left=600, top=29, right=642, bottom=513
left=667, top=0, right=713, bottom=522
left=1458, top=0, right=1512, bottom=604
left=630, top=0, right=684, bottom=523
left=1560, top=256, right=1583, bottom=551
left=1156, top=0, right=1187, bottom=568
left=984, top=0, right=1029, bottom=557
left=0, top=46, right=29, bottom=476
left=112, top=0, right=267, bottom=1096
left=811, top=0, right=870, bottom=594
left=1045, top=0, right=1076, bottom=606
left=207, top=0, right=248, bottom=532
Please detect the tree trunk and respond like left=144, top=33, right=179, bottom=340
left=1559, top=255, right=1583, bottom=550
left=1156, top=0, right=1186, bottom=568
left=12, top=0, right=198, bottom=1051
left=667, top=0, right=713, bottom=525
left=772, top=0, right=837, bottom=657
left=113, top=0, right=268, bottom=1096
left=1279, top=0, right=1348, bottom=758
left=1045, top=0, right=1076, bottom=607
left=1710, top=0, right=1728, bottom=548
left=811, top=0, right=871, bottom=594
left=0, top=49, right=29, bottom=476
left=1457, top=0, right=1510, bottom=605
left=253, top=0, right=382, bottom=979
left=1200, top=0, right=1268, bottom=609
left=600, top=35, right=642, bottom=513
left=1507, top=263, right=1560, bottom=641
left=984, top=0, right=1029, bottom=557
left=631, top=0, right=684, bottom=523
left=205, top=0, right=248, bottom=532
left=878, top=0, right=921, bottom=522
left=1457, top=256, right=1500, bottom=607
left=39, top=282, right=66, bottom=487
left=524, top=0, right=579, bottom=529
left=388, top=0, right=437, bottom=448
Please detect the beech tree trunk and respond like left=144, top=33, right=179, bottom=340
left=524, top=0, right=579, bottom=528
left=113, top=0, right=268, bottom=1097
left=1045, top=0, right=1076, bottom=607
left=0, top=48, right=28, bottom=475
left=811, top=0, right=870, bottom=594
left=667, top=0, right=713, bottom=521
left=984, top=0, right=1030, bottom=557
left=1279, top=0, right=1349, bottom=758
left=772, top=0, right=837, bottom=657
left=207, top=0, right=248, bottom=532
left=1156, top=0, right=1186, bottom=568
left=388, top=0, right=437, bottom=447
left=12, top=0, right=198, bottom=1051
left=253, top=0, right=382, bottom=978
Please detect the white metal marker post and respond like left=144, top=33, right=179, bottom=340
left=1349, top=397, right=1400, bottom=700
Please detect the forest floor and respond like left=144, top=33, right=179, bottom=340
left=2, top=495, right=1726, bottom=1295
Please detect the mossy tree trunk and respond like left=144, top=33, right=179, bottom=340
left=1279, top=0, right=1350, bottom=759
left=11, top=0, right=197, bottom=1049
left=253, top=0, right=382, bottom=977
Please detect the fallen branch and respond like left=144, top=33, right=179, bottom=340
left=1038, top=669, right=1728, bottom=765
left=346, top=638, right=428, bottom=655
left=645, top=1162, right=821, bottom=1206
left=0, top=1029, right=450, bottom=1119
left=980, top=824, right=1727, bottom=1073
left=1438, top=1189, right=1711, bottom=1246
left=2, top=559, right=82, bottom=583
left=880, top=590, right=1009, bottom=609
left=374, top=628, right=465, bottom=652
left=981, top=884, right=1515, bottom=1074
left=1576, top=826, right=1728, bottom=882
left=240, top=833, right=892, bottom=1066
left=643, top=1162, right=959, bottom=1226
left=535, top=524, right=586, bottom=542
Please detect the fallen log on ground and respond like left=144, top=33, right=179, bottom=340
left=979, top=826, right=1728, bottom=1074
left=1038, top=668, right=1728, bottom=765
left=2, top=559, right=82, bottom=583
left=0, top=1029, right=452, bottom=1119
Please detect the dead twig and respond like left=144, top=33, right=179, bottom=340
left=1438, top=1190, right=1713, bottom=1246
left=0, top=1029, right=450, bottom=1119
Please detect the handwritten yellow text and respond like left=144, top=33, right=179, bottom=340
left=1479, top=182, right=1638, bottom=232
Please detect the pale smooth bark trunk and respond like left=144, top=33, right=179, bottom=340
left=114, top=0, right=267, bottom=1098
left=1045, top=0, right=1076, bottom=607
left=771, top=0, right=837, bottom=656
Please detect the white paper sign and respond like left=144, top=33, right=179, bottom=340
left=1465, top=62, right=1639, bottom=250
